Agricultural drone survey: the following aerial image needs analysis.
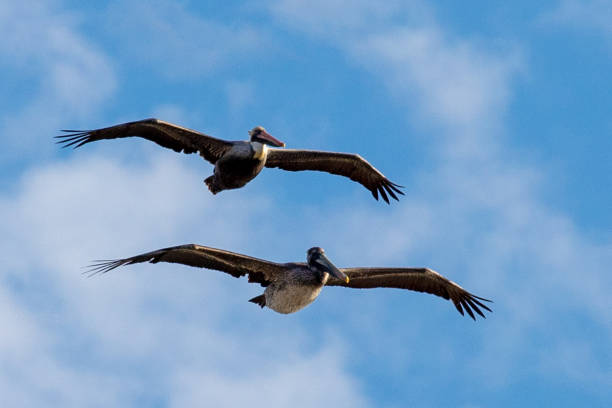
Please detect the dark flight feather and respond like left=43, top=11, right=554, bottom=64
left=56, top=118, right=233, bottom=164
left=327, top=267, right=492, bottom=320
left=265, top=149, right=404, bottom=203
left=86, top=244, right=288, bottom=284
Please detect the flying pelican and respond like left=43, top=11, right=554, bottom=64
left=88, top=244, right=492, bottom=319
left=56, top=118, right=403, bottom=203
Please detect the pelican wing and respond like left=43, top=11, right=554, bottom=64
left=87, top=244, right=288, bottom=284
left=326, top=267, right=492, bottom=320
left=264, top=149, right=404, bottom=203
left=56, top=118, right=233, bottom=164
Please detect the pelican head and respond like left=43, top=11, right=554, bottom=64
left=307, top=247, right=349, bottom=283
left=248, top=126, right=285, bottom=147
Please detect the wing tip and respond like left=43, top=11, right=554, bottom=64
left=54, top=130, right=92, bottom=149
left=461, top=293, right=493, bottom=320
left=374, top=179, right=404, bottom=204
left=379, top=187, right=390, bottom=204
left=83, top=259, right=125, bottom=277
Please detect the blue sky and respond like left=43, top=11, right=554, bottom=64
left=1, top=0, right=610, bottom=406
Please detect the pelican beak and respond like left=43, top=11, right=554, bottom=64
left=315, top=253, right=350, bottom=284
left=259, top=129, right=285, bottom=147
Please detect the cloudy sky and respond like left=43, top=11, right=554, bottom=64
left=1, top=0, right=610, bottom=406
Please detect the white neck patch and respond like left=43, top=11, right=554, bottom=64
left=252, top=142, right=268, bottom=159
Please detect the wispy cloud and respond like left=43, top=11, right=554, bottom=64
left=0, top=280, right=129, bottom=407
left=545, top=0, right=612, bottom=37
left=104, top=0, right=271, bottom=79
left=270, top=0, right=432, bottom=38
left=0, top=0, right=116, bottom=162
left=225, top=79, right=256, bottom=112
left=0, top=1, right=116, bottom=160
left=170, top=349, right=368, bottom=407
left=269, top=0, right=612, bottom=389
left=0, top=154, right=370, bottom=406
left=272, top=0, right=520, bottom=133
left=351, top=28, right=521, bottom=134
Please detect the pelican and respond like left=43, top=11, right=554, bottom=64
left=88, top=244, right=492, bottom=319
left=56, top=118, right=403, bottom=203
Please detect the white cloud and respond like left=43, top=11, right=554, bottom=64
left=539, top=340, right=612, bottom=388
left=545, top=0, right=612, bottom=37
left=269, top=0, right=612, bottom=389
left=0, top=284, right=127, bottom=407
left=271, top=0, right=521, bottom=135
left=0, top=154, right=369, bottom=406
left=104, top=0, right=270, bottom=79
left=351, top=28, right=520, bottom=133
left=170, top=350, right=368, bottom=408
left=270, top=0, right=431, bottom=38
left=225, top=79, right=256, bottom=112
left=0, top=0, right=116, bottom=162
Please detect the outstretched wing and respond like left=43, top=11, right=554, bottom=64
left=87, top=244, right=289, bottom=285
left=326, top=267, right=492, bottom=320
left=56, top=118, right=233, bottom=164
left=264, top=149, right=403, bottom=203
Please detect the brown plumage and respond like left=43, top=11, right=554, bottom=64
left=87, top=244, right=491, bottom=318
left=265, top=149, right=403, bottom=203
left=326, top=267, right=491, bottom=320
left=56, top=118, right=403, bottom=203
left=88, top=244, right=285, bottom=282
left=57, top=118, right=234, bottom=163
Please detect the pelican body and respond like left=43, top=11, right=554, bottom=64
left=255, top=266, right=326, bottom=314
left=248, top=247, right=343, bottom=313
left=89, top=245, right=492, bottom=319
left=204, top=128, right=281, bottom=193
left=56, top=118, right=403, bottom=203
